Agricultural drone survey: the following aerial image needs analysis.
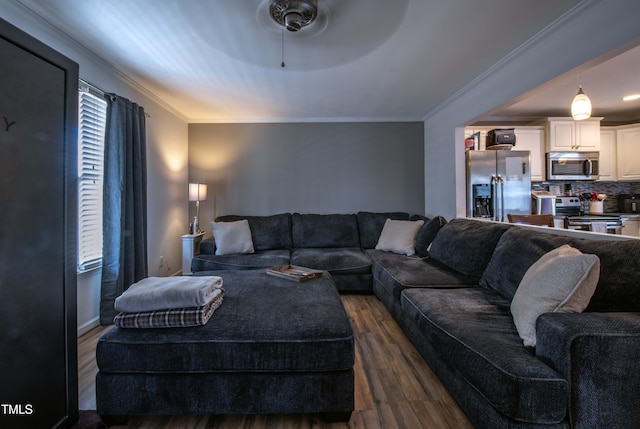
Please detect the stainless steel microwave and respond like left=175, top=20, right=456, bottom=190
left=546, top=152, right=599, bottom=181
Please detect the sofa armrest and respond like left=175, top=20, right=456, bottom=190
left=536, top=312, right=640, bottom=429
left=200, top=237, right=216, bottom=255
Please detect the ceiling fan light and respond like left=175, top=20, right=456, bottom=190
left=284, top=12, right=304, bottom=31
left=571, top=87, right=592, bottom=120
left=269, top=0, right=318, bottom=32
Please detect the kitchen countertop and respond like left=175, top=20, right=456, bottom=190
left=554, top=213, right=640, bottom=218
left=615, top=213, right=640, bottom=218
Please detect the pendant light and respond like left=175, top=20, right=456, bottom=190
left=571, top=78, right=592, bottom=121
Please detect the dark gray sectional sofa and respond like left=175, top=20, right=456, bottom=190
left=191, top=213, right=640, bottom=428
left=192, top=212, right=445, bottom=293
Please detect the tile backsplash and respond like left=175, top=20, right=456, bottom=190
left=533, top=181, right=640, bottom=213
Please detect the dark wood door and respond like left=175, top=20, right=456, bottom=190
left=0, top=18, right=79, bottom=429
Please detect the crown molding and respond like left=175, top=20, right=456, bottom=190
left=14, top=0, right=189, bottom=123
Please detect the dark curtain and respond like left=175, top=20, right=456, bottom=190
left=100, top=94, right=148, bottom=325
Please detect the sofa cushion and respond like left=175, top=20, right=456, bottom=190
left=191, top=250, right=290, bottom=272
left=428, top=218, right=511, bottom=279
left=292, top=213, right=360, bottom=248
left=97, top=270, right=354, bottom=374
left=480, top=226, right=640, bottom=311
left=367, top=249, right=477, bottom=301
left=511, top=245, right=601, bottom=347
left=480, top=227, right=572, bottom=301
left=375, top=219, right=424, bottom=256
left=400, top=287, right=568, bottom=423
left=210, top=220, right=254, bottom=255
left=291, top=247, right=371, bottom=275
left=200, top=237, right=216, bottom=255
left=573, top=238, right=640, bottom=312
left=215, top=213, right=292, bottom=251
left=412, top=215, right=447, bottom=257
left=356, top=211, right=410, bottom=249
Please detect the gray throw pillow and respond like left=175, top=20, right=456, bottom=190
left=211, top=219, right=255, bottom=255
left=511, top=244, right=600, bottom=347
left=375, top=219, right=424, bottom=256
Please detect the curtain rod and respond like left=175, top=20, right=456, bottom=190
left=79, top=79, right=151, bottom=118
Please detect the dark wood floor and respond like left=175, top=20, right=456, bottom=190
left=78, top=294, right=473, bottom=429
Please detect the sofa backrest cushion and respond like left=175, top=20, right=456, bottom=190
left=481, top=226, right=640, bottom=311
left=480, top=227, right=572, bottom=300
left=573, top=238, right=640, bottom=312
left=411, top=215, right=448, bottom=257
left=357, top=211, right=410, bottom=249
left=292, top=213, right=360, bottom=248
left=428, top=218, right=511, bottom=279
left=215, top=213, right=292, bottom=250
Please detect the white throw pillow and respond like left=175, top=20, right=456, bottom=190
left=375, top=218, right=425, bottom=256
left=210, top=220, right=255, bottom=255
left=511, top=244, right=600, bottom=347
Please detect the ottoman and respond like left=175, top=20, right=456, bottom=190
left=95, top=270, right=354, bottom=422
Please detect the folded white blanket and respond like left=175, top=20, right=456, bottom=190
left=114, top=276, right=223, bottom=312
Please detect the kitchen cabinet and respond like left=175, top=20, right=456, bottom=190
left=538, top=117, right=603, bottom=152
left=464, top=126, right=545, bottom=182
left=512, top=127, right=545, bottom=182
left=598, top=128, right=617, bottom=181
left=616, top=125, right=640, bottom=181
left=621, top=217, right=640, bottom=237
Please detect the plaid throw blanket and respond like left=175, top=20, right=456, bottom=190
left=114, top=289, right=224, bottom=328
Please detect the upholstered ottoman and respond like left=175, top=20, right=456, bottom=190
left=96, top=270, right=354, bottom=422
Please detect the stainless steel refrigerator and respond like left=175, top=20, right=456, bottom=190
left=466, top=150, right=531, bottom=221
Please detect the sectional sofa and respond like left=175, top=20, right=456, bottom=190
left=191, top=212, right=445, bottom=293
left=191, top=213, right=640, bottom=428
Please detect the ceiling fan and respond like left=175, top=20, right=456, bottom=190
left=269, top=0, right=318, bottom=32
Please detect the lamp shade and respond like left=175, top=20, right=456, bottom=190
left=571, top=87, right=592, bottom=121
left=188, top=183, right=207, bottom=201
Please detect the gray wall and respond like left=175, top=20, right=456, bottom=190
left=189, top=122, right=424, bottom=223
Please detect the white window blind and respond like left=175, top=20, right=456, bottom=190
left=78, top=82, right=107, bottom=272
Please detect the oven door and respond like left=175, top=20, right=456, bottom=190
left=565, top=218, right=622, bottom=234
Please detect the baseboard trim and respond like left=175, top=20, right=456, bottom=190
left=78, top=317, right=100, bottom=336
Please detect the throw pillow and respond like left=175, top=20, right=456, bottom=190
left=375, top=218, right=425, bottom=256
left=210, top=219, right=255, bottom=255
left=414, top=216, right=447, bottom=257
left=511, top=244, right=600, bottom=347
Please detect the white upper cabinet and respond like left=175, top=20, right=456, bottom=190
left=616, top=125, right=640, bottom=181
left=464, top=126, right=545, bottom=181
left=511, top=127, right=545, bottom=182
left=538, top=117, right=603, bottom=152
left=598, top=128, right=617, bottom=181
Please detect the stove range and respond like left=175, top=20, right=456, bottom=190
left=555, top=196, right=622, bottom=234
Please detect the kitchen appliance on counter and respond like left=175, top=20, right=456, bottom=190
left=546, top=151, right=599, bottom=181
left=619, top=194, right=640, bottom=213
left=556, top=196, right=622, bottom=234
left=531, top=190, right=557, bottom=215
left=466, top=150, right=531, bottom=221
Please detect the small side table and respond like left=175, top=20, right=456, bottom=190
left=181, top=232, right=205, bottom=275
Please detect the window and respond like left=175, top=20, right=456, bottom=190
left=77, top=81, right=107, bottom=272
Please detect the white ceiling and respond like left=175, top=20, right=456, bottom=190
left=482, top=43, right=640, bottom=125
left=14, top=0, right=639, bottom=124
